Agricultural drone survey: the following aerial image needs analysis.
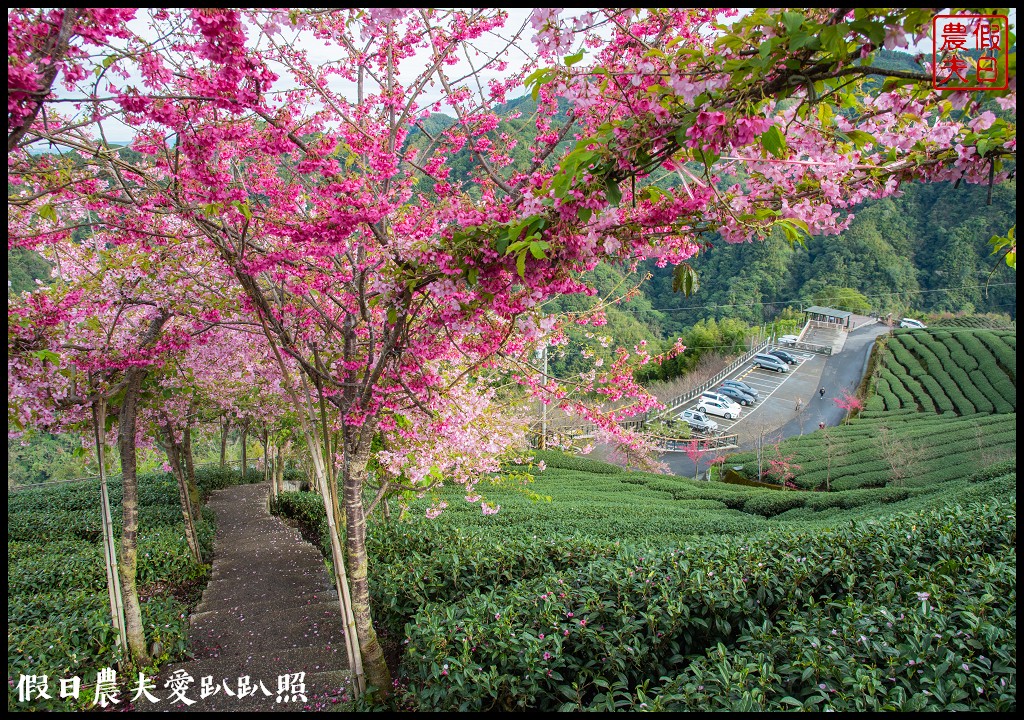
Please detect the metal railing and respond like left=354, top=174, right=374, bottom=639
left=651, top=338, right=771, bottom=420
left=788, top=340, right=833, bottom=355
left=784, top=320, right=833, bottom=355
left=649, top=433, right=739, bottom=453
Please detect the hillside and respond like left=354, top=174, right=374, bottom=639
left=258, top=322, right=1019, bottom=711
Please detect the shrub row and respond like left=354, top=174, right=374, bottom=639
left=8, top=466, right=262, bottom=711
left=395, top=499, right=1016, bottom=711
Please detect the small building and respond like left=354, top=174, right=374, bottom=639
left=804, top=305, right=853, bottom=330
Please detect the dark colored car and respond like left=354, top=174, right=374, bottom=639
left=769, top=348, right=798, bottom=365
left=715, top=384, right=755, bottom=406
left=721, top=378, right=759, bottom=399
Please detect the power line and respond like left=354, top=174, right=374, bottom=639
left=626, top=281, right=1017, bottom=313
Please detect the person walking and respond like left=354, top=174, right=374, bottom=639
left=795, top=398, right=802, bottom=412
left=819, top=387, right=825, bottom=400
left=819, top=421, right=826, bottom=430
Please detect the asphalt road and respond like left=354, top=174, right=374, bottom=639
left=662, top=323, right=891, bottom=479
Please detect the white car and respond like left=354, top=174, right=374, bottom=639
left=676, top=409, right=719, bottom=434
left=695, top=397, right=742, bottom=420
left=899, top=318, right=927, bottom=329
left=700, top=391, right=738, bottom=407
left=778, top=334, right=800, bottom=345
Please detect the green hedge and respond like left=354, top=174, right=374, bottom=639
left=396, top=499, right=1016, bottom=711
left=7, top=466, right=261, bottom=711
left=529, top=450, right=624, bottom=475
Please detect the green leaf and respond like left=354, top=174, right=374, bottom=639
left=781, top=11, right=804, bottom=34
left=577, top=207, right=592, bottom=223
left=671, top=263, right=699, bottom=296
left=38, top=204, right=58, bottom=223
left=1005, top=250, right=1016, bottom=270
left=467, top=267, right=479, bottom=285
left=524, top=68, right=554, bottom=101
left=529, top=242, right=546, bottom=260
left=844, top=129, right=875, bottom=148
left=604, top=179, right=621, bottom=206
left=564, top=50, right=584, bottom=67
left=552, top=173, right=570, bottom=199
left=516, top=251, right=527, bottom=278
left=33, top=350, right=61, bottom=365
left=232, top=200, right=252, bottom=221
left=387, top=307, right=398, bottom=325
left=760, top=125, right=786, bottom=159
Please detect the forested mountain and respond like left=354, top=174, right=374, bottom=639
left=641, top=179, right=1017, bottom=335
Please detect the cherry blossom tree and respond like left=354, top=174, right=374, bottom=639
left=684, top=438, right=713, bottom=482
left=8, top=192, right=247, bottom=667
left=833, top=389, right=865, bottom=424
left=8, top=6, right=1015, bottom=695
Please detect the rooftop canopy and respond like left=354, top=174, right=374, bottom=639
left=804, top=305, right=853, bottom=319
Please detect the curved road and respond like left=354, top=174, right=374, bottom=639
left=663, top=323, right=891, bottom=479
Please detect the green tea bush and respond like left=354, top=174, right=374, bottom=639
left=530, top=450, right=624, bottom=475
left=272, top=490, right=332, bottom=556
left=7, top=465, right=260, bottom=711
left=396, top=500, right=1015, bottom=711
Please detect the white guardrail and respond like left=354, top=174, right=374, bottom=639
left=651, top=338, right=772, bottom=421
left=529, top=337, right=774, bottom=442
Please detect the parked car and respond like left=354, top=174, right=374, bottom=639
left=715, top=384, right=756, bottom=406
left=696, top=397, right=742, bottom=420
left=752, top=353, right=789, bottom=373
left=769, top=348, right=798, bottom=365
left=778, top=334, right=800, bottom=345
left=700, top=391, right=740, bottom=407
left=721, top=378, right=759, bottom=399
left=900, top=318, right=927, bottom=329
left=677, top=409, right=719, bottom=434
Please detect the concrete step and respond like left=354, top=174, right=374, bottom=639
left=197, top=572, right=334, bottom=602
left=188, top=604, right=346, bottom=659
left=171, top=643, right=349, bottom=674
left=193, top=590, right=337, bottom=619
left=207, top=563, right=331, bottom=586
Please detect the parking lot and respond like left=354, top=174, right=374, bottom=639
left=677, top=346, right=820, bottom=438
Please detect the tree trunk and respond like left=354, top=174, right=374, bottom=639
left=182, top=423, right=201, bottom=521
left=117, top=367, right=151, bottom=668
left=343, top=440, right=392, bottom=692
left=220, top=417, right=230, bottom=470
left=158, top=425, right=202, bottom=564
left=240, top=421, right=249, bottom=481
left=276, top=443, right=285, bottom=495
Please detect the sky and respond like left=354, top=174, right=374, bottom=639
left=53, top=8, right=1017, bottom=145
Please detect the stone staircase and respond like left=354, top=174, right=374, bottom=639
left=801, top=324, right=846, bottom=354
left=154, top=483, right=351, bottom=712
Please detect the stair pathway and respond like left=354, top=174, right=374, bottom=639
left=154, top=483, right=351, bottom=711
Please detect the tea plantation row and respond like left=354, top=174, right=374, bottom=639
left=869, top=329, right=1015, bottom=416
left=273, top=454, right=1015, bottom=710
left=6, top=467, right=264, bottom=711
